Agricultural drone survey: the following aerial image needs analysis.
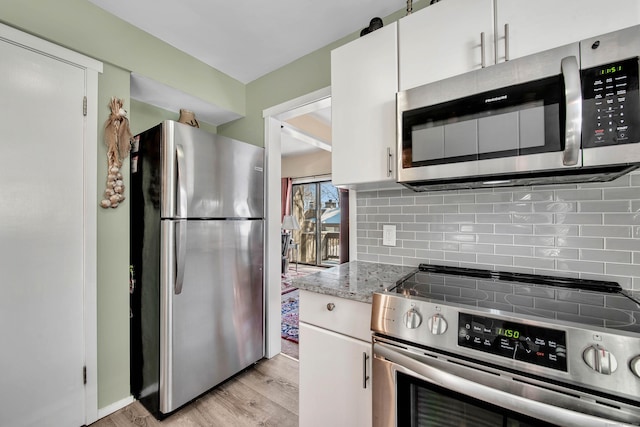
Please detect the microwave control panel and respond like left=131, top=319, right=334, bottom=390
left=582, top=57, right=640, bottom=148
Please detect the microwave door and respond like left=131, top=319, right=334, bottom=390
left=397, top=43, right=584, bottom=186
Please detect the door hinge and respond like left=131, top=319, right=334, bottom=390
left=83, top=366, right=87, bottom=385
left=83, top=96, right=87, bottom=116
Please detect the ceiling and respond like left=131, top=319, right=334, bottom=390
left=89, top=0, right=409, bottom=155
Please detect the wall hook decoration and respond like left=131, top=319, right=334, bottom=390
left=100, top=97, right=133, bottom=209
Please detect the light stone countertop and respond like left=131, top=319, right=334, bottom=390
left=291, top=260, right=417, bottom=304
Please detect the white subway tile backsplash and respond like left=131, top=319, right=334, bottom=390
left=477, top=234, right=513, bottom=244
left=556, top=236, right=604, bottom=249
left=477, top=213, right=512, bottom=223
left=603, top=188, right=639, bottom=200
left=460, top=224, right=494, bottom=233
left=579, top=201, right=631, bottom=212
left=494, top=203, right=532, bottom=213
left=513, top=256, right=555, bottom=269
left=534, top=247, right=579, bottom=259
left=514, top=235, right=555, bottom=246
left=555, top=188, right=602, bottom=201
left=580, top=249, right=631, bottom=263
left=581, top=225, right=631, bottom=238
left=604, top=213, right=640, bottom=225
left=496, top=245, right=533, bottom=256
left=535, top=225, right=579, bottom=236
left=459, top=203, right=494, bottom=213
left=533, top=202, right=576, bottom=213
left=513, top=213, right=553, bottom=224
left=606, top=238, right=640, bottom=251
left=555, top=213, right=602, bottom=225
left=356, top=171, right=640, bottom=289
left=495, top=224, right=533, bottom=234
left=431, top=223, right=460, bottom=232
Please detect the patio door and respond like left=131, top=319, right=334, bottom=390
left=291, top=181, right=345, bottom=267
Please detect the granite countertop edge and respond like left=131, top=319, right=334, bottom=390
left=290, top=260, right=417, bottom=304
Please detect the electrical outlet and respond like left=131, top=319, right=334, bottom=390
left=382, top=225, right=396, bottom=246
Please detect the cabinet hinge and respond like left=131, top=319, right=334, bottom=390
left=83, top=96, right=87, bottom=116
left=83, top=366, right=87, bottom=385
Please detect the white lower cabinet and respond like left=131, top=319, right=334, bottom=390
left=299, top=291, right=372, bottom=427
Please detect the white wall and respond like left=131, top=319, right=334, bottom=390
left=282, top=150, right=331, bottom=179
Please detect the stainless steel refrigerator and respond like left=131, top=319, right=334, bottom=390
left=130, top=120, right=264, bottom=418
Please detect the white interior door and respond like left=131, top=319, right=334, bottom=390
left=0, top=28, right=98, bottom=427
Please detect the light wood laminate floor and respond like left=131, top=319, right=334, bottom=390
left=91, top=354, right=298, bottom=427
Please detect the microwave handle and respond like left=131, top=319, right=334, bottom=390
left=561, top=56, right=582, bottom=166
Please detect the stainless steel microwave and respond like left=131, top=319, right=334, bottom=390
left=397, top=25, right=640, bottom=191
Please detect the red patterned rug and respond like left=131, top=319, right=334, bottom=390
left=281, top=265, right=325, bottom=343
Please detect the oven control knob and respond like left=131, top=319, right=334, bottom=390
left=630, top=356, right=640, bottom=378
left=583, top=345, right=618, bottom=375
left=427, top=314, right=448, bottom=335
left=403, top=308, right=422, bottom=329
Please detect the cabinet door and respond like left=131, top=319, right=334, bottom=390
left=331, top=22, right=397, bottom=187
left=299, top=323, right=372, bottom=427
left=399, top=0, right=494, bottom=90
left=495, top=0, right=640, bottom=62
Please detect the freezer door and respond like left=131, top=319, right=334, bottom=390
left=159, top=219, right=264, bottom=414
left=161, top=121, right=264, bottom=219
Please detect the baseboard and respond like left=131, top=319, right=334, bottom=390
left=96, top=395, right=135, bottom=420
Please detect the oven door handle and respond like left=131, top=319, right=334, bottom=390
left=374, top=342, right=633, bottom=427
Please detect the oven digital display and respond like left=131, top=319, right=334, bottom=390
left=458, top=313, right=567, bottom=371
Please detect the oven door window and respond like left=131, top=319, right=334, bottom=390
left=396, top=372, right=557, bottom=427
left=401, top=76, right=563, bottom=169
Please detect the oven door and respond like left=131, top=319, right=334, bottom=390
left=373, top=340, right=640, bottom=427
left=397, top=43, right=583, bottom=186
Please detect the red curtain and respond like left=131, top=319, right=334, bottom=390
left=281, top=177, right=292, bottom=222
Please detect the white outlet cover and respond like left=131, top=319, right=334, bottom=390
left=382, top=224, right=396, bottom=246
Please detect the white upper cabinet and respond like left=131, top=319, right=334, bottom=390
left=331, top=22, right=399, bottom=188
left=399, top=0, right=640, bottom=91
left=495, top=0, right=640, bottom=63
left=399, top=0, right=494, bottom=90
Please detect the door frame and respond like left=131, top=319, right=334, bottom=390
left=0, top=23, right=101, bottom=424
left=263, top=87, right=331, bottom=358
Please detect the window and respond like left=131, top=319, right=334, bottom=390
left=291, top=181, right=345, bottom=266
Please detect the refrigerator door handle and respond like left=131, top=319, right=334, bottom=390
left=174, top=144, right=188, bottom=294
left=175, top=220, right=187, bottom=294
left=176, top=144, right=188, bottom=218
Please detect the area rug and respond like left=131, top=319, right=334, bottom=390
left=281, top=289, right=299, bottom=343
left=281, top=274, right=297, bottom=295
left=280, top=265, right=326, bottom=343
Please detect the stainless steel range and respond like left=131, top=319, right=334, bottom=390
left=371, top=264, right=640, bottom=426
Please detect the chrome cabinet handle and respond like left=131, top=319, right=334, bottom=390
left=561, top=56, right=582, bottom=166
left=504, top=23, right=510, bottom=61
left=363, top=352, right=370, bottom=389
left=386, top=147, right=393, bottom=177
left=480, top=32, right=486, bottom=68
left=326, top=302, right=335, bottom=311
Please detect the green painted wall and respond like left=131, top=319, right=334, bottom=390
left=96, top=63, right=131, bottom=408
